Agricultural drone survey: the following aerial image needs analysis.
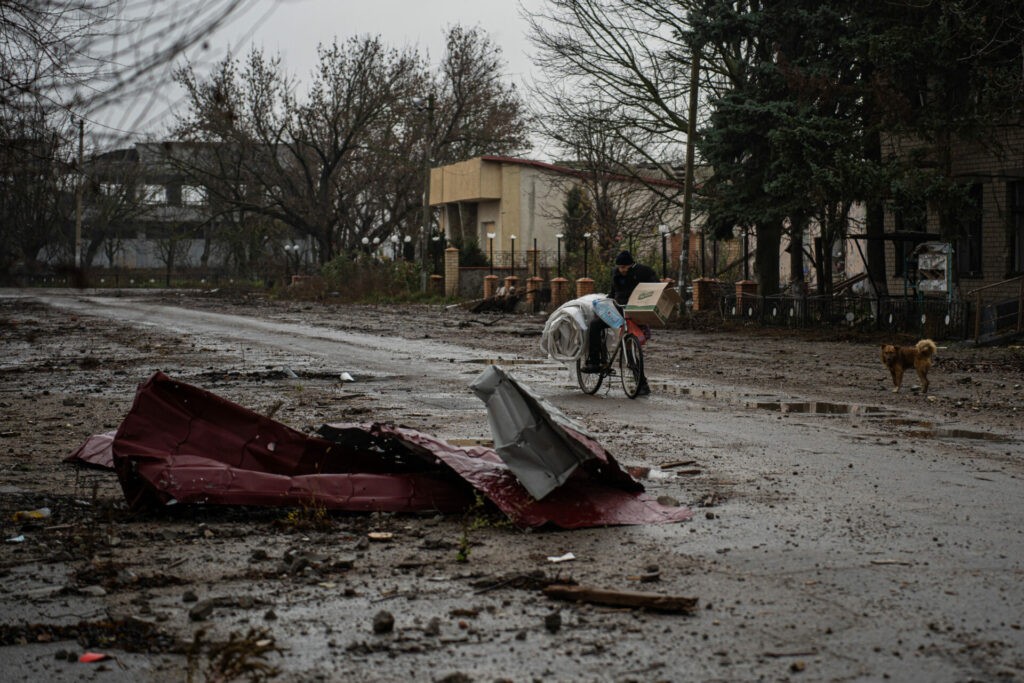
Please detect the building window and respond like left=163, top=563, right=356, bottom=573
left=181, top=185, right=205, bottom=206
left=893, top=200, right=927, bottom=277
left=956, top=184, right=982, bottom=278
left=139, top=184, right=165, bottom=205
left=1012, top=181, right=1024, bottom=274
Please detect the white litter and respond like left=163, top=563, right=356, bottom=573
left=546, top=552, right=576, bottom=563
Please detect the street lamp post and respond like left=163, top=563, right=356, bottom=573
left=403, top=234, right=412, bottom=261
left=414, top=93, right=435, bottom=292
left=487, top=232, right=495, bottom=275
left=659, top=224, right=669, bottom=278
left=284, top=244, right=300, bottom=279
left=583, top=232, right=591, bottom=278
left=555, top=233, right=563, bottom=277
left=510, top=234, right=516, bottom=274
left=390, top=234, right=399, bottom=260
left=432, top=234, right=441, bottom=273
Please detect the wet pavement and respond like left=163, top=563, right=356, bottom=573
left=1, top=289, right=1022, bottom=681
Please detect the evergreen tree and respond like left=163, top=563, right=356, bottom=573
left=561, top=184, right=594, bottom=254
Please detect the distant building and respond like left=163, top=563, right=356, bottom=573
left=53, top=142, right=311, bottom=272
left=882, top=126, right=1024, bottom=301
left=429, top=155, right=686, bottom=265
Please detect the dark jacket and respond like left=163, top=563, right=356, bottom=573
left=608, top=263, right=660, bottom=305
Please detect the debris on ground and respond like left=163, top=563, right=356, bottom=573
left=470, top=364, right=622, bottom=500
left=542, top=585, right=699, bottom=613
left=11, top=507, right=50, bottom=520
left=65, top=371, right=691, bottom=529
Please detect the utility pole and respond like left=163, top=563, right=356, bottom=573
left=679, top=44, right=700, bottom=298
left=74, top=117, right=84, bottom=270
left=419, top=93, right=435, bottom=293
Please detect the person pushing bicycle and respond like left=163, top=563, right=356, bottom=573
left=581, top=250, right=659, bottom=395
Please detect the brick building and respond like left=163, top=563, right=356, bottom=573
left=883, top=125, right=1024, bottom=302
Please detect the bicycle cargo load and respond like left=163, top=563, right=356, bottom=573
left=623, top=282, right=682, bottom=327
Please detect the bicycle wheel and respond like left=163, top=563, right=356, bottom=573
left=619, top=334, right=644, bottom=399
left=576, top=357, right=604, bottom=394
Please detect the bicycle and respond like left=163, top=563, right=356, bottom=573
left=576, top=313, right=647, bottom=399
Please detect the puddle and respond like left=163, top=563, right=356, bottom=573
left=746, top=401, right=890, bottom=415
left=649, top=381, right=1013, bottom=443
left=650, top=382, right=888, bottom=416
left=462, top=358, right=554, bottom=366
left=650, top=383, right=727, bottom=400
left=885, top=419, right=1011, bottom=442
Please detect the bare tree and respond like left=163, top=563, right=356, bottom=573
left=1, top=0, right=252, bottom=119
left=0, top=106, right=74, bottom=276
left=170, top=26, right=530, bottom=267
left=0, top=1, right=260, bottom=275
left=533, top=93, right=682, bottom=263
left=527, top=0, right=709, bottom=289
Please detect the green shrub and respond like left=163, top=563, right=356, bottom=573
left=320, top=252, right=451, bottom=303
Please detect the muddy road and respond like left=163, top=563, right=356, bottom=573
left=1, top=288, right=1023, bottom=682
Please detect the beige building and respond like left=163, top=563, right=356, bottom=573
left=429, top=155, right=683, bottom=260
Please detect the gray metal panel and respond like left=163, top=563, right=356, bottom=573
left=469, top=365, right=595, bottom=500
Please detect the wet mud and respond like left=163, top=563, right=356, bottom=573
left=1, top=289, right=1023, bottom=681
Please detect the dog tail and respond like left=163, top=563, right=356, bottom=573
left=916, top=339, right=937, bottom=357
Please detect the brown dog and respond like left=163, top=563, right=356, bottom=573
left=880, top=339, right=937, bottom=393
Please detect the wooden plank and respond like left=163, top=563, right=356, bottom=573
left=542, top=584, right=698, bottom=613
left=659, top=459, right=696, bottom=469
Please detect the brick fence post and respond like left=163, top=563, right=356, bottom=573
left=444, top=247, right=459, bottom=298
left=692, top=277, right=717, bottom=311
left=526, top=276, right=543, bottom=308
left=483, top=274, right=499, bottom=299
left=736, top=280, right=758, bottom=315
left=550, top=277, right=569, bottom=309
left=576, top=277, right=595, bottom=297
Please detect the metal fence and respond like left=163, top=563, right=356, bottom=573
left=487, top=250, right=561, bottom=270
left=720, top=293, right=972, bottom=340
left=8, top=270, right=256, bottom=289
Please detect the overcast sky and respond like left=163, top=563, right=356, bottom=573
left=99, top=0, right=545, bottom=148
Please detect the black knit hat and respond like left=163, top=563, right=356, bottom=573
left=614, top=250, right=634, bottom=266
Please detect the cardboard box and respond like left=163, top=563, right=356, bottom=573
left=623, top=282, right=683, bottom=327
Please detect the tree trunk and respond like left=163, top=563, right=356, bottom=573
left=814, top=236, right=825, bottom=296
left=864, top=130, right=888, bottom=297
left=165, top=247, right=175, bottom=288
left=754, top=219, right=782, bottom=295
left=789, top=214, right=806, bottom=287
left=200, top=225, right=211, bottom=275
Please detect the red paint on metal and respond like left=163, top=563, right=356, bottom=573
left=70, top=372, right=690, bottom=529
left=64, top=431, right=115, bottom=469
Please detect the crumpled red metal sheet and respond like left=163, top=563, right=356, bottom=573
left=71, top=372, right=690, bottom=529
left=65, top=431, right=116, bottom=469
left=318, top=423, right=691, bottom=529
left=108, top=372, right=473, bottom=514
